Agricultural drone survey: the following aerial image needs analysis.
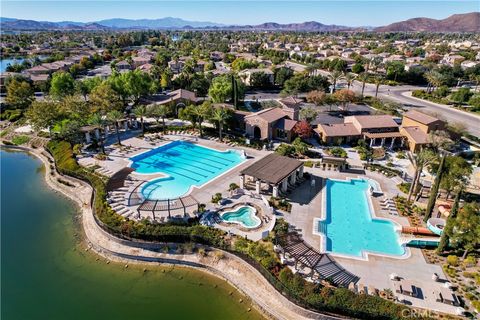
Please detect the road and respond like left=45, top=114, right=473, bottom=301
left=349, top=81, right=480, bottom=137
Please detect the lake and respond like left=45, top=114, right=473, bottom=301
left=0, top=149, right=264, bottom=320
left=0, top=58, right=26, bottom=72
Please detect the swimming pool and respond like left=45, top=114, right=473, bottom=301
left=129, top=141, right=245, bottom=200
left=317, top=179, right=405, bottom=259
left=221, top=206, right=260, bottom=228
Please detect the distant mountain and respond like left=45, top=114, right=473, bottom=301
left=228, top=21, right=351, bottom=31
left=375, top=12, right=480, bottom=32
left=95, top=17, right=224, bottom=29
left=1, top=13, right=479, bottom=32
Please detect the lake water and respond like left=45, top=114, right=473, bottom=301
left=0, top=58, right=26, bottom=72
left=0, top=149, right=264, bottom=320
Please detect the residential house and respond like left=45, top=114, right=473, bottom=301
left=116, top=60, right=132, bottom=72
left=244, top=98, right=300, bottom=142
left=238, top=68, right=274, bottom=86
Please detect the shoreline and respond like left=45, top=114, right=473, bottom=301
left=1, top=145, right=341, bottom=320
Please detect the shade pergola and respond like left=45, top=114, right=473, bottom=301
left=240, top=153, right=303, bottom=186
left=278, top=232, right=359, bottom=287
left=137, top=195, right=199, bottom=220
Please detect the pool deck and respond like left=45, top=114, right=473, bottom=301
left=282, top=167, right=461, bottom=316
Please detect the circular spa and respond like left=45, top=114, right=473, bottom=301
left=220, top=205, right=261, bottom=229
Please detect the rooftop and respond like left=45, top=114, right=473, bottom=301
left=403, top=110, right=441, bottom=125
left=346, top=115, right=399, bottom=129
left=240, top=153, right=303, bottom=185
left=245, top=107, right=287, bottom=123
left=315, top=123, right=360, bottom=137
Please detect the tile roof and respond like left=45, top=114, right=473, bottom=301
left=240, top=153, right=303, bottom=185
left=403, top=110, right=440, bottom=125
left=315, top=123, right=360, bottom=137
left=274, top=118, right=298, bottom=131
left=346, top=115, right=399, bottom=129
left=279, top=96, right=303, bottom=110
left=401, top=126, right=430, bottom=144
left=245, top=107, right=287, bottom=123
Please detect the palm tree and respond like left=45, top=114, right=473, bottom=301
left=89, top=113, right=106, bottom=154
left=193, top=102, right=213, bottom=138
left=424, top=154, right=446, bottom=223
left=373, top=75, right=384, bottom=98
left=107, top=110, right=124, bottom=146
left=407, top=149, right=437, bottom=203
left=211, top=107, right=230, bottom=141
left=147, top=104, right=170, bottom=132
left=328, top=70, right=344, bottom=93
left=344, top=72, right=356, bottom=90
left=357, top=72, right=369, bottom=97
left=133, top=105, right=147, bottom=133
left=425, top=70, right=444, bottom=93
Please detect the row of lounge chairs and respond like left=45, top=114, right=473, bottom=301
left=380, top=198, right=399, bottom=216
left=349, top=282, right=379, bottom=296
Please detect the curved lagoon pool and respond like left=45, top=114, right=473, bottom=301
left=130, top=141, right=245, bottom=200
left=221, top=206, right=261, bottom=229
left=318, top=179, right=405, bottom=258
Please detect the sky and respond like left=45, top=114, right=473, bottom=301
left=1, top=0, right=478, bottom=26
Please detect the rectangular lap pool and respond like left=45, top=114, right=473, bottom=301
left=317, top=179, right=405, bottom=259
left=129, top=141, right=245, bottom=200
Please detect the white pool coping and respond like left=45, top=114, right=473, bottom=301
left=220, top=205, right=262, bottom=229
left=313, top=177, right=411, bottom=261
left=126, top=140, right=248, bottom=201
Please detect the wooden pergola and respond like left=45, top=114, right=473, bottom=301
left=278, top=232, right=359, bottom=287
left=137, top=195, right=199, bottom=220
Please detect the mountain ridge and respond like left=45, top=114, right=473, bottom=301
left=1, top=13, right=478, bottom=32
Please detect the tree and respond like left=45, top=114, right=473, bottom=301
left=5, top=78, right=34, bottom=109
left=210, top=107, right=231, bottom=141
left=49, top=71, right=75, bottom=99
left=147, top=104, right=170, bottom=131
left=60, top=94, right=91, bottom=122
left=352, top=63, right=365, bottom=74
left=107, top=72, right=130, bottom=106
left=89, top=82, right=123, bottom=114
left=209, top=74, right=244, bottom=103
left=293, top=120, right=313, bottom=139
left=333, top=89, right=356, bottom=112
left=373, top=75, right=384, bottom=98
left=450, top=88, right=473, bottom=105
left=306, top=90, right=326, bottom=108
left=274, top=67, right=294, bottom=86
left=407, top=149, right=437, bottom=203
left=88, top=113, right=106, bottom=153
left=449, top=202, right=480, bottom=259
left=424, top=154, right=446, bottom=222
left=440, top=156, right=472, bottom=199
left=107, top=110, right=124, bottom=145
left=133, top=105, right=148, bottom=133
left=75, top=77, right=103, bottom=101
left=124, top=70, right=156, bottom=106
left=437, top=187, right=462, bottom=253
left=299, top=107, right=318, bottom=124
left=385, top=61, right=406, bottom=82
left=344, top=72, right=356, bottom=90
left=292, top=137, right=309, bottom=155
left=328, top=70, right=344, bottom=93
left=425, top=70, right=444, bottom=93
left=357, top=72, right=369, bottom=97
left=26, top=100, right=60, bottom=135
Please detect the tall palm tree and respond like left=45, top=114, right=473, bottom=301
left=424, top=154, right=446, bottom=223
left=373, top=75, right=384, bottom=98
left=107, top=110, right=124, bottom=146
left=211, top=107, right=230, bottom=141
left=193, top=102, right=213, bottom=138
left=89, top=113, right=106, bottom=154
left=133, top=105, right=147, bottom=133
left=344, top=72, right=356, bottom=90
left=357, top=72, right=369, bottom=97
left=407, top=149, right=437, bottom=203
left=328, top=70, right=344, bottom=93
left=425, top=70, right=444, bottom=93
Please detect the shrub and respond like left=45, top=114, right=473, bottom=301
left=11, top=135, right=31, bottom=145
left=397, top=183, right=411, bottom=194
left=326, top=147, right=347, bottom=158
left=463, top=255, right=477, bottom=268
left=275, top=143, right=296, bottom=157
left=447, top=255, right=459, bottom=266
left=211, top=193, right=222, bottom=203
left=228, top=183, right=239, bottom=191
left=471, top=300, right=480, bottom=312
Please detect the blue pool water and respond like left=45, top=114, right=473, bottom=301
left=130, top=141, right=245, bottom=200
left=318, top=179, right=405, bottom=258
left=221, top=206, right=260, bottom=228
